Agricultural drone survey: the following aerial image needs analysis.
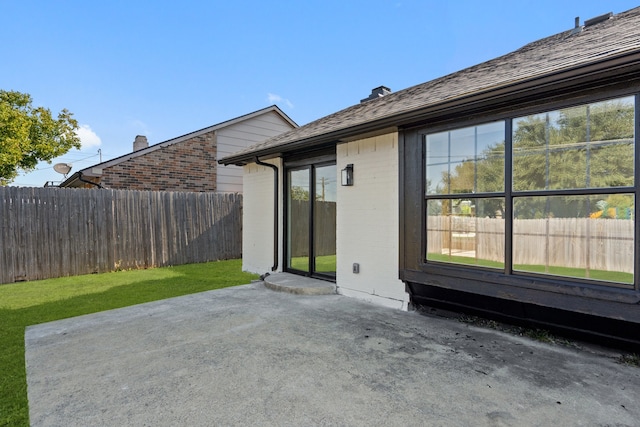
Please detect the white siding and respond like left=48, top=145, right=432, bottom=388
left=217, top=112, right=295, bottom=193
left=242, top=160, right=284, bottom=274
left=336, top=133, right=409, bottom=310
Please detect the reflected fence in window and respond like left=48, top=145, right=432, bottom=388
left=426, top=214, right=505, bottom=269
left=512, top=217, right=633, bottom=283
left=427, top=213, right=634, bottom=284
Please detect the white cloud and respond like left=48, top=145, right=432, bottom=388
left=267, top=93, right=294, bottom=109
left=75, top=124, right=102, bottom=148
left=130, top=119, right=151, bottom=136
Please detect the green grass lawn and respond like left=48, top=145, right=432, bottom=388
left=427, top=253, right=504, bottom=269
left=290, top=255, right=336, bottom=272
left=0, top=259, right=258, bottom=427
left=427, top=253, right=633, bottom=284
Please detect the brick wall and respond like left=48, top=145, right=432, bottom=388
left=100, top=131, right=217, bottom=191
left=336, top=132, right=409, bottom=310
left=241, top=159, right=283, bottom=274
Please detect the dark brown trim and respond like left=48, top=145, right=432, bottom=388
left=398, top=131, right=406, bottom=275
left=416, top=261, right=640, bottom=303
left=635, top=93, right=640, bottom=292
left=407, top=284, right=640, bottom=350
left=504, top=119, right=514, bottom=276
left=403, top=268, right=640, bottom=318
left=401, top=82, right=640, bottom=332
left=284, top=149, right=336, bottom=168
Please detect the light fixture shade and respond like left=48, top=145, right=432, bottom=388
left=341, top=164, right=354, bottom=186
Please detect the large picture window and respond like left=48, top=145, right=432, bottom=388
left=425, top=95, right=636, bottom=286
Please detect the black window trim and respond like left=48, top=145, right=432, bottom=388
left=420, top=92, right=640, bottom=293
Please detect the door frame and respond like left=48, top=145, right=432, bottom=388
left=284, top=150, right=337, bottom=281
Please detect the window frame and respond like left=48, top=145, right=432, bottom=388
left=422, top=93, right=639, bottom=291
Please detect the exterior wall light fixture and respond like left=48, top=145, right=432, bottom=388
left=341, top=164, right=354, bottom=186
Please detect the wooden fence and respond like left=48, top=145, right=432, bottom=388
left=427, top=216, right=633, bottom=273
left=0, top=187, right=242, bottom=285
left=289, top=199, right=336, bottom=257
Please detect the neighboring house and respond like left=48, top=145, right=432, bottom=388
left=59, top=106, right=297, bottom=192
left=220, top=8, right=640, bottom=346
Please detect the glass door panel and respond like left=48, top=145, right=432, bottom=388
left=314, top=165, right=337, bottom=275
left=288, top=168, right=310, bottom=272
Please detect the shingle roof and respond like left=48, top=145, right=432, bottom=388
left=220, top=7, right=640, bottom=165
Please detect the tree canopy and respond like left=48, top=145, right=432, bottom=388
left=0, top=90, right=80, bottom=185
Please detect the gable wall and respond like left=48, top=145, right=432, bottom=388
left=217, top=111, right=296, bottom=193
left=100, top=131, right=217, bottom=191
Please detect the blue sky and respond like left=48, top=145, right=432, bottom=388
left=3, top=0, right=639, bottom=186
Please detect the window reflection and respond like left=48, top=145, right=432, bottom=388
left=426, top=122, right=505, bottom=195
left=513, top=195, right=634, bottom=284
left=314, top=165, right=336, bottom=273
left=288, top=169, right=310, bottom=272
left=426, top=198, right=505, bottom=268
left=513, top=97, right=635, bottom=191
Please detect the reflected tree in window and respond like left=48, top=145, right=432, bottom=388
left=512, top=97, right=634, bottom=219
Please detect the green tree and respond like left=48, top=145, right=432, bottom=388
left=290, top=185, right=310, bottom=200
left=0, top=90, right=80, bottom=185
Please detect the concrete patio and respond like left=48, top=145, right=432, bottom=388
left=26, top=278, right=640, bottom=426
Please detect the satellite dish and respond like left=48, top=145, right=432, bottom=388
left=53, top=163, right=72, bottom=177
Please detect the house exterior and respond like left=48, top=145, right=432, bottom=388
left=221, top=8, right=640, bottom=347
left=59, top=106, right=297, bottom=192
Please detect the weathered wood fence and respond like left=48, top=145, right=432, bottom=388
left=428, top=216, right=633, bottom=273
left=0, top=187, right=242, bottom=285
left=289, top=200, right=336, bottom=257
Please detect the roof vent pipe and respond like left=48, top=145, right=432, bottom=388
left=360, top=86, right=392, bottom=103
left=571, top=16, right=583, bottom=34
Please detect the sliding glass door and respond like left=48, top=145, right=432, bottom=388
left=287, top=163, right=336, bottom=278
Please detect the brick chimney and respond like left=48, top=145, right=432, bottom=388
left=360, top=86, right=391, bottom=103
left=133, top=135, right=148, bottom=151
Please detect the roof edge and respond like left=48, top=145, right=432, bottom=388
left=219, top=50, right=640, bottom=166
left=76, top=105, right=298, bottom=176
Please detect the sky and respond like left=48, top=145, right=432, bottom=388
left=2, top=0, right=639, bottom=187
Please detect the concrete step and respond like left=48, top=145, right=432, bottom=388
left=263, top=272, right=336, bottom=295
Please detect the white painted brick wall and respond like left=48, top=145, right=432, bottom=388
left=242, top=137, right=408, bottom=310
left=336, top=133, right=409, bottom=310
left=242, top=160, right=283, bottom=274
